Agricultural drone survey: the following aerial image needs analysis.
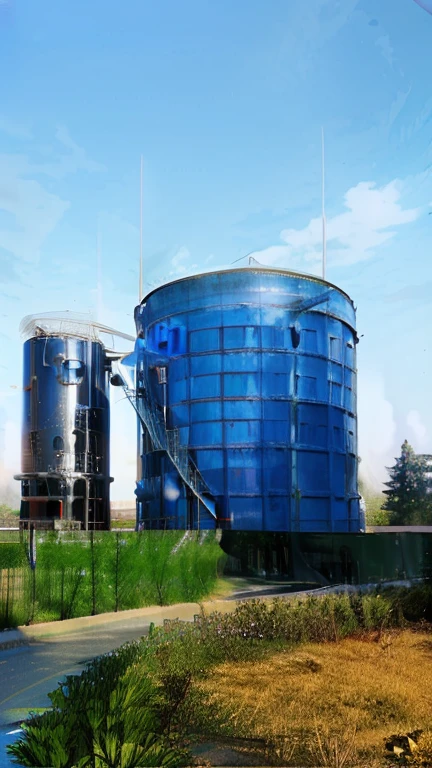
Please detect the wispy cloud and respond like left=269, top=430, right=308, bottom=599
left=407, top=409, right=429, bottom=451
left=294, top=1, right=360, bottom=50
left=0, top=116, right=32, bottom=140
left=358, top=371, right=397, bottom=489
left=28, top=126, right=106, bottom=179
left=248, top=178, right=421, bottom=273
left=384, top=281, right=432, bottom=304
left=375, top=34, right=394, bottom=67
left=0, top=125, right=105, bottom=274
left=54, top=125, right=106, bottom=174
left=0, top=153, right=69, bottom=266
left=386, top=87, right=412, bottom=132
left=169, top=246, right=198, bottom=277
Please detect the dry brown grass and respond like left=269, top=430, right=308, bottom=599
left=197, top=630, right=432, bottom=766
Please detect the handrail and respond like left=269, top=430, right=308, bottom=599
left=124, top=387, right=216, bottom=522
left=116, top=352, right=217, bottom=526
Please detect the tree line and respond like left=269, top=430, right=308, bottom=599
left=382, top=440, right=432, bottom=525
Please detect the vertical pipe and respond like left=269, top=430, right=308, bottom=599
left=322, top=127, right=326, bottom=281
left=139, top=155, right=143, bottom=303
left=90, top=530, right=96, bottom=615
left=97, top=222, right=103, bottom=323
left=84, top=478, right=89, bottom=531
left=115, top=532, right=120, bottom=612
left=84, top=360, right=90, bottom=530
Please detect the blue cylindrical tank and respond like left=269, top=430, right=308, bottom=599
left=15, top=331, right=111, bottom=529
left=134, top=267, right=361, bottom=532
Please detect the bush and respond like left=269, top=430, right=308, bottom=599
left=7, top=640, right=189, bottom=768
left=194, top=594, right=361, bottom=646
left=362, top=593, right=395, bottom=631
left=395, top=585, right=432, bottom=624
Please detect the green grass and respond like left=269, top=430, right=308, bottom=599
left=360, top=484, right=390, bottom=526
left=0, top=530, right=225, bottom=629
left=365, top=493, right=390, bottom=526
left=0, top=503, right=20, bottom=519
left=110, top=518, right=136, bottom=529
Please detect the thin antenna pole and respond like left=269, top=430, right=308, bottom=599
left=97, top=220, right=102, bottom=322
left=139, top=155, right=143, bottom=302
left=321, top=127, right=327, bottom=280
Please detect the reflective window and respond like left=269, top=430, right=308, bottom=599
left=60, top=359, right=85, bottom=385
left=53, top=436, right=64, bottom=451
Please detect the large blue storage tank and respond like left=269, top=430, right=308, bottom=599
left=134, top=267, right=361, bottom=532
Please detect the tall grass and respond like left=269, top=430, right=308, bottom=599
left=0, top=530, right=224, bottom=629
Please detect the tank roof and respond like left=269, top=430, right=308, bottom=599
left=140, top=265, right=353, bottom=306
left=20, top=311, right=135, bottom=352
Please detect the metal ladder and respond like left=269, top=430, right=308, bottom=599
left=123, top=385, right=217, bottom=526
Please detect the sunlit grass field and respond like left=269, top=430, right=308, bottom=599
left=198, top=628, right=432, bottom=765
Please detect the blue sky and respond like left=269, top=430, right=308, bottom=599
left=1, top=0, right=432, bottom=504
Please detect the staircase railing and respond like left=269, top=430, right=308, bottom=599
left=121, top=377, right=216, bottom=524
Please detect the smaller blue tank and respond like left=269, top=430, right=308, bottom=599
left=15, top=314, right=112, bottom=529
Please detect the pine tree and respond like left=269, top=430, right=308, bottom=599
left=383, top=440, right=432, bottom=525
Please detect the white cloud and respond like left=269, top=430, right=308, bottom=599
left=0, top=154, right=70, bottom=265
left=357, top=370, right=397, bottom=490
left=109, top=393, right=137, bottom=502
left=2, top=419, right=20, bottom=473
left=0, top=407, right=21, bottom=507
left=27, top=127, right=106, bottom=179
left=169, top=246, right=194, bottom=276
left=406, top=410, right=429, bottom=452
left=51, top=125, right=106, bottom=176
left=248, top=178, right=421, bottom=274
left=0, top=125, right=106, bottom=271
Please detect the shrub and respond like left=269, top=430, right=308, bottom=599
left=362, top=593, right=395, bottom=631
left=395, top=585, right=432, bottom=624
left=7, top=640, right=190, bottom=768
left=195, top=594, right=361, bottom=646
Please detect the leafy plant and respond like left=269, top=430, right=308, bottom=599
left=7, top=647, right=189, bottom=768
